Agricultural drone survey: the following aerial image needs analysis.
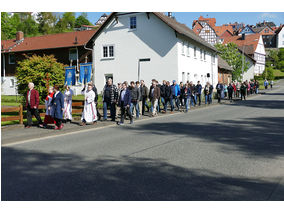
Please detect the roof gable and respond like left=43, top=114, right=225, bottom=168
left=239, top=25, right=255, bottom=35
left=86, top=12, right=217, bottom=52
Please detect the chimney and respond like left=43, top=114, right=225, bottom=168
left=242, top=33, right=246, bottom=40
left=168, top=12, right=172, bottom=18
left=16, top=31, right=24, bottom=41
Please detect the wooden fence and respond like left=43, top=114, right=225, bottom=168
left=1, top=100, right=84, bottom=125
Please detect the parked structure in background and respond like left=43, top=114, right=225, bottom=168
left=86, top=12, right=218, bottom=93
left=217, top=55, right=233, bottom=85
left=221, top=33, right=266, bottom=76
left=1, top=30, right=97, bottom=95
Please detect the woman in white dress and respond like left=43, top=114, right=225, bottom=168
left=80, top=83, right=97, bottom=125
left=63, top=85, right=73, bottom=122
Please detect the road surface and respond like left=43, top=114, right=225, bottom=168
left=2, top=81, right=284, bottom=200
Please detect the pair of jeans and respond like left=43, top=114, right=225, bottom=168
left=172, top=96, right=180, bottom=110
left=161, top=97, right=165, bottom=110
left=164, top=98, right=172, bottom=112
left=120, top=102, right=132, bottom=123
left=103, top=101, right=116, bottom=120
left=190, top=95, right=196, bottom=106
left=205, top=95, right=208, bottom=104
left=196, top=94, right=201, bottom=106
left=130, top=101, right=139, bottom=118
left=26, top=105, right=43, bottom=126
left=185, top=98, right=190, bottom=112
left=151, top=99, right=158, bottom=115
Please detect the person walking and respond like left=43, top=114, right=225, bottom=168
left=80, top=83, right=97, bottom=126
left=264, top=79, right=268, bottom=89
left=240, top=82, right=247, bottom=101
left=50, top=85, right=64, bottom=130
left=236, top=82, right=241, bottom=98
left=149, top=80, right=160, bottom=117
left=171, top=80, right=180, bottom=111
left=164, top=81, right=173, bottom=113
left=25, top=82, right=44, bottom=128
left=195, top=81, right=202, bottom=106
left=140, top=80, right=149, bottom=115
left=129, top=81, right=140, bottom=119
left=179, top=82, right=185, bottom=108
left=189, top=81, right=196, bottom=107
left=63, top=85, right=73, bottom=123
left=160, top=80, right=167, bottom=112
left=223, top=84, right=228, bottom=98
left=216, top=81, right=223, bottom=103
left=136, top=81, right=142, bottom=117
left=184, top=83, right=191, bottom=112
left=255, top=81, right=259, bottom=94
left=102, top=78, right=118, bottom=121
left=43, top=86, right=55, bottom=128
left=117, top=81, right=133, bottom=125
left=227, top=83, right=234, bottom=102
left=270, top=80, right=274, bottom=89
left=208, top=82, right=213, bottom=104
left=204, top=82, right=210, bottom=105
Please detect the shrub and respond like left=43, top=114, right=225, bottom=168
left=262, top=66, right=275, bottom=80
left=15, top=54, right=66, bottom=104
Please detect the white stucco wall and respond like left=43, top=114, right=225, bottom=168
left=93, top=13, right=179, bottom=92
left=277, top=27, right=284, bottom=48
left=242, top=58, right=255, bottom=82
left=177, top=37, right=218, bottom=87
left=1, top=76, right=18, bottom=95
left=254, top=35, right=266, bottom=75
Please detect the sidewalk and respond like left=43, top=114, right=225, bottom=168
left=1, top=89, right=268, bottom=146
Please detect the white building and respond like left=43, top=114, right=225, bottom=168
left=276, top=25, right=284, bottom=48
left=86, top=12, right=218, bottom=92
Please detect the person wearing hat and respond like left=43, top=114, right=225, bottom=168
left=80, top=83, right=98, bottom=126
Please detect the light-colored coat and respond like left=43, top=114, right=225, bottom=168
left=81, top=89, right=97, bottom=123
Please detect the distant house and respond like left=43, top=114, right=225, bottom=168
left=95, top=13, right=108, bottom=26
left=217, top=55, right=233, bottom=85
left=1, top=30, right=97, bottom=95
left=86, top=12, right=219, bottom=93
left=253, top=25, right=276, bottom=48
left=75, top=25, right=98, bottom=31
left=222, top=33, right=266, bottom=76
left=275, top=25, right=284, bottom=48
left=238, top=25, right=256, bottom=35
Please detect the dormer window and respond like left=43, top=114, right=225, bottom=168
left=130, top=17, right=137, bottom=30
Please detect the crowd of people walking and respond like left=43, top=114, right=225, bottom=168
left=24, top=77, right=273, bottom=129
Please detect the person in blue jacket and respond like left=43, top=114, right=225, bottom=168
left=50, top=85, right=65, bottom=130
left=171, top=80, right=181, bottom=111
left=117, top=81, right=133, bottom=125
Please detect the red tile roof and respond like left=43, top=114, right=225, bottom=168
left=221, top=33, right=261, bottom=55
left=197, top=16, right=216, bottom=27
left=214, top=25, right=234, bottom=37
left=1, top=29, right=97, bottom=53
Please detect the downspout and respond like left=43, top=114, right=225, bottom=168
left=2, top=53, right=6, bottom=82
left=84, top=42, right=95, bottom=84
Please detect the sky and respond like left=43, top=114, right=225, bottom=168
left=76, top=12, right=284, bottom=28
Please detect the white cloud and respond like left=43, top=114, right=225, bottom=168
left=260, top=13, right=277, bottom=20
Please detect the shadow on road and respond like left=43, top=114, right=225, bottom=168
left=127, top=116, right=284, bottom=159
left=1, top=148, right=281, bottom=201
left=230, top=98, right=284, bottom=110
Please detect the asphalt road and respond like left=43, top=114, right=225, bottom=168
left=2, top=81, right=284, bottom=201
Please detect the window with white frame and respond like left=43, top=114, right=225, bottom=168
left=194, top=46, right=197, bottom=58
left=130, top=16, right=137, bottom=29
left=9, top=53, right=15, bottom=64
left=102, top=45, right=115, bottom=58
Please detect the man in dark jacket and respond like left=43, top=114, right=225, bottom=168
left=149, top=80, right=160, bottom=116
left=140, top=80, right=149, bottom=115
left=195, top=81, right=202, bottom=106
left=51, top=85, right=65, bottom=130
left=179, top=82, right=185, bottom=108
left=102, top=78, right=118, bottom=121
left=118, top=82, right=133, bottom=125
left=164, top=81, right=173, bottom=113
left=227, top=83, right=234, bottom=102
left=129, top=81, right=140, bottom=119
left=216, top=81, right=224, bottom=103
left=160, top=80, right=166, bottom=111
left=25, top=82, right=43, bottom=128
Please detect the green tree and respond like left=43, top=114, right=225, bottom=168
left=17, top=13, right=39, bottom=37
left=75, top=13, right=92, bottom=28
left=55, top=12, right=76, bottom=32
left=15, top=55, right=66, bottom=104
left=1, top=12, right=21, bottom=40
left=37, top=12, right=57, bottom=35
left=215, top=43, right=250, bottom=81
left=277, top=48, right=284, bottom=72
left=262, top=66, right=275, bottom=80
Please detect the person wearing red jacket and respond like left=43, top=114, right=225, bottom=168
left=25, top=82, right=43, bottom=128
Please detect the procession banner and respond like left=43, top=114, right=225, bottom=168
left=79, top=63, right=92, bottom=84
left=65, top=66, right=76, bottom=86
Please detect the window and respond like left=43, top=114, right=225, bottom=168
left=69, top=48, right=78, bottom=61
left=10, top=79, right=15, bottom=87
left=130, top=16, right=137, bottom=29
left=186, top=43, right=190, bottom=57
left=200, top=49, right=203, bottom=60
left=205, top=30, right=210, bottom=33
left=9, top=53, right=15, bottom=64
left=102, top=45, right=115, bottom=59
left=194, top=46, right=197, bottom=58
